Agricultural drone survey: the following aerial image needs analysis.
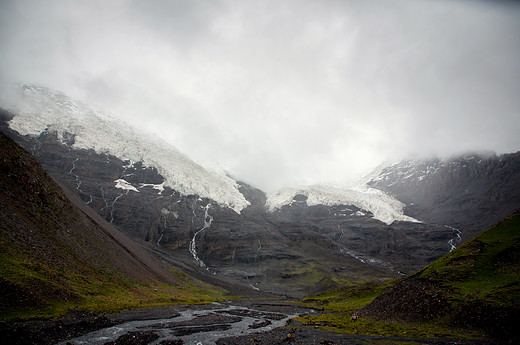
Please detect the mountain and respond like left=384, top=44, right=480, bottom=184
left=2, top=84, right=519, bottom=297
left=366, top=154, right=520, bottom=241
left=2, top=84, right=249, bottom=213
left=0, top=131, right=224, bottom=321
left=358, top=210, right=520, bottom=342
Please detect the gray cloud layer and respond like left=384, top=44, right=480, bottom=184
left=1, top=0, right=519, bottom=190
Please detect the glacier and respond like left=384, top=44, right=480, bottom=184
left=2, top=84, right=423, bottom=223
left=266, top=184, right=419, bottom=225
left=2, top=84, right=250, bottom=213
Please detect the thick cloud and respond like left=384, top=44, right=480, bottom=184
left=1, top=0, right=519, bottom=190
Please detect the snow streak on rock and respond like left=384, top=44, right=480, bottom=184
left=114, top=179, right=139, bottom=192
left=446, top=225, right=462, bottom=252
left=68, top=157, right=84, bottom=192
left=266, top=184, right=419, bottom=225
left=139, top=182, right=165, bottom=194
left=368, top=154, right=494, bottom=187
left=3, top=84, right=249, bottom=213
left=157, top=206, right=177, bottom=246
left=189, top=203, right=213, bottom=270
left=100, top=187, right=128, bottom=224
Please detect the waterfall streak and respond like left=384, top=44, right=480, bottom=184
left=157, top=216, right=168, bottom=246
left=447, top=225, right=462, bottom=252
left=110, top=191, right=128, bottom=223
left=69, top=157, right=79, bottom=174
left=189, top=204, right=213, bottom=269
left=100, top=187, right=128, bottom=223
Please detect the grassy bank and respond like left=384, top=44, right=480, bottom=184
left=0, top=253, right=226, bottom=322
left=294, top=280, right=485, bottom=340
left=294, top=211, right=520, bottom=341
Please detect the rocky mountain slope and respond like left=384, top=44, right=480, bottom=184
left=1, top=118, right=399, bottom=295
left=367, top=154, right=520, bottom=241
left=2, top=84, right=249, bottom=213
left=359, top=209, right=520, bottom=342
left=2, top=84, right=519, bottom=297
left=0, top=131, right=224, bottom=321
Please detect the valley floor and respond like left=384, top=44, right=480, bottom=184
left=1, top=299, right=507, bottom=345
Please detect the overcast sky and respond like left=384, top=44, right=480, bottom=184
left=1, top=0, right=519, bottom=190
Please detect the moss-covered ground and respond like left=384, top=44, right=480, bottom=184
left=0, top=248, right=226, bottom=322
left=294, top=280, right=485, bottom=340
left=294, top=211, right=520, bottom=342
left=418, top=210, right=520, bottom=308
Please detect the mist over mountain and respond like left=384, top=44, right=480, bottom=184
left=367, top=155, right=520, bottom=241
left=2, top=84, right=519, bottom=299
left=1, top=0, right=519, bottom=191
left=1, top=1, right=520, bottom=342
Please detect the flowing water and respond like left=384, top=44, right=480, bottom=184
left=56, top=303, right=298, bottom=345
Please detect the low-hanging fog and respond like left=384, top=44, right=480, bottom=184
left=1, top=0, right=519, bottom=191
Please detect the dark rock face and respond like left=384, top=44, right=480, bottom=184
left=3, top=114, right=519, bottom=296
left=367, top=154, right=520, bottom=241
left=268, top=200, right=456, bottom=273
left=0, top=120, right=399, bottom=295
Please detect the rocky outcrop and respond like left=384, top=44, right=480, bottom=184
left=368, top=154, right=520, bottom=240
left=268, top=198, right=456, bottom=273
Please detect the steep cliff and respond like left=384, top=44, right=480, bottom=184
left=367, top=154, right=520, bottom=240
left=0, top=132, right=223, bottom=321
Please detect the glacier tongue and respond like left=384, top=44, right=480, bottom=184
left=266, top=184, right=419, bottom=225
left=3, top=84, right=249, bottom=213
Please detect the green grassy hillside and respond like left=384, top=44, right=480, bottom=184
left=297, top=210, right=520, bottom=342
left=417, top=209, right=520, bottom=314
left=0, top=132, right=225, bottom=322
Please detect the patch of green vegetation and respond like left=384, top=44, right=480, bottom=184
left=294, top=313, right=484, bottom=340
left=294, top=280, right=479, bottom=339
left=296, top=212, right=520, bottom=341
left=0, top=247, right=226, bottom=322
left=1, top=275, right=224, bottom=322
left=418, top=211, right=520, bottom=309
left=250, top=257, right=382, bottom=297
left=0, top=301, right=79, bottom=322
left=168, top=266, right=228, bottom=301
left=277, top=261, right=339, bottom=290
left=299, top=280, right=394, bottom=311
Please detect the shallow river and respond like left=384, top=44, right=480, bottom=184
left=56, top=303, right=299, bottom=345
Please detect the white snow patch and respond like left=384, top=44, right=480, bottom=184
left=2, top=84, right=249, bottom=213
left=139, top=182, right=165, bottom=194
left=114, top=179, right=139, bottom=192
left=266, top=184, right=420, bottom=225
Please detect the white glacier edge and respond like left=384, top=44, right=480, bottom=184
left=266, top=184, right=420, bottom=225
left=2, top=84, right=249, bottom=213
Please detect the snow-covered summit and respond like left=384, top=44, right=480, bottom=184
left=367, top=153, right=497, bottom=187
left=2, top=84, right=249, bottom=213
left=266, top=184, right=419, bottom=225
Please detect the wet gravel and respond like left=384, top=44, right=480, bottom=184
left=1, top=301, right=507, bottom=345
